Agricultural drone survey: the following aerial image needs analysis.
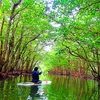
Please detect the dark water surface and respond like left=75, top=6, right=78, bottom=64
left=0, top=75, right=99, bottom=100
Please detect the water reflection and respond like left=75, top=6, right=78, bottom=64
left=26, top=86, right=48, bottom=100
left=98, top=83, right=100, bottom=100
left=46, top=75, right=99, bottom=100
left=0, top=75, right=99, bottom=100
left=29, top=86, right=40, bottom=99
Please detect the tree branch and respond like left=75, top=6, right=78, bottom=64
left=12, top=6, right=27, bottom=19
left=79, top=1, right=100, bottom=10
left=62, top=43, right=99, bottom=63
left=11, top=0, right=22, bottom=20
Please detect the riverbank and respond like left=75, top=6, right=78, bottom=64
left=0, top=70, right=98, bottom=81
left=0, top=70, right=32, bottom=80
left=48, top=71, right=96, bottom=80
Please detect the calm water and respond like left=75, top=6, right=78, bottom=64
left=0, top=74, right=99, bottom=100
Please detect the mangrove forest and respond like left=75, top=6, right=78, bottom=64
left=0, top=0, right=100, bottom=81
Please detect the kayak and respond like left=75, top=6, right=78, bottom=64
left=17, top=81, right=52, bottom=86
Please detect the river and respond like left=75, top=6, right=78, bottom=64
left=0, top=74, right=99, bottom=100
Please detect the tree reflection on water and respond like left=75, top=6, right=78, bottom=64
left=0, top=75, right=99, bottom=100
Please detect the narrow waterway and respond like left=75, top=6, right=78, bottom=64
left=0, top=74, right=99, bottom=100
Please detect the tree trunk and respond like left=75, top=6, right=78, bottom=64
left=2, top=0, right=22, bottom=71
left=0, top=17, right=5, bottom=58
left=25, top=58, right=30, bottom=73
left=96, top=49, right=100, bottom=79
left=29, top=55, right=36, bottom=72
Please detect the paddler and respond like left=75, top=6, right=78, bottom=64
left=32, top=67, right=42, bottom=84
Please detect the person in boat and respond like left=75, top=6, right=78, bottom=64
left=32, top=67, right=42, bottom=84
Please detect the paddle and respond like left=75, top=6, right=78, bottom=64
left=38, top=65, right=48, bottom=83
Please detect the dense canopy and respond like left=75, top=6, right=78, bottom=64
left=0, top=0, right=100, bottom=80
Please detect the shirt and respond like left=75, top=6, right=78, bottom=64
left=32, top=71, right=42, bottom=82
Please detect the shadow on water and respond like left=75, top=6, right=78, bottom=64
left=27, top=86, right=48, bottom=100
left=28, top=86, right=40, bottom=100
left=0, top=75, right=99, bottom=100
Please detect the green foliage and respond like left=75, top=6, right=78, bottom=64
left=0, top=0, right=100, bottom=76
left=39, top=0, right=100, bottom=77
